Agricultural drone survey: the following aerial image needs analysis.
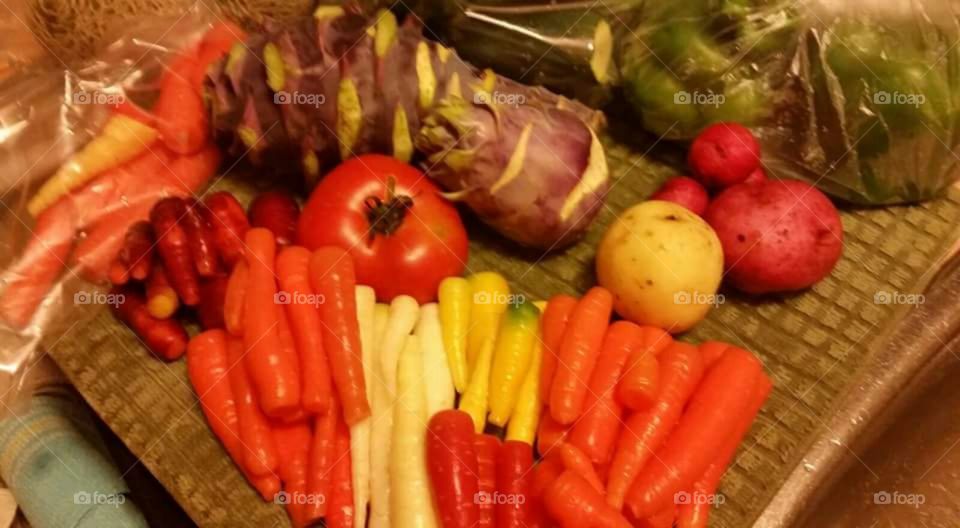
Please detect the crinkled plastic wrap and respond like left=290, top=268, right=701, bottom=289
left=428, top=0, right=960, bottom=204
left=0, top=9, right=214, bottom=410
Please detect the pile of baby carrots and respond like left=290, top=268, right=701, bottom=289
left=115, top=212, right=769, bottom=528
left=187, top=227, right=370, bottom=527
left=532, top=287, right=771, bottom=527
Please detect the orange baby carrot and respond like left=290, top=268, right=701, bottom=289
left=537, top=414, right=569, bottom=457
left=327, top=415, right=355, bottom=528
left=617, top=348, right=660, bottom=411
left=543, top=470, right=631, bottom=528
left=154, top=49, right=208, bottom=154
left=625, top=348, right=763, bottom=519
left=226, top=336, right=279, bottom=477
left=606, top=342, right=704, bottom=510
left=187, top=331, right=280, bottom=501
left=276, top=245, right=332, bottom=415
left=308, top=247, right=369, bottom=426
left=638, top=326, right=673, bottom=356
left=676, top=371, right=772, bottom=528
left=243, top=228, right=301, bottom=419
left=550, top=287, right=613, bottom=424
left=539, top=294, right=579, bottom=402
left=570, top=321, right=646, bottom=464
left=304, top=399, right=338, bottom=523
left=272, top=419, right=312, bottom=527
left=223, top=260, right=248, bottom=337
left=556, top=443, right=605, bottom=493
left=698, top=341, right=730, bottom=370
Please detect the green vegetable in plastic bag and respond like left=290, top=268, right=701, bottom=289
left=415, top=0, right=960, bottom=204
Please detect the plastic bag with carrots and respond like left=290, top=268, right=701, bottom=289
left=0, top=8, right=238, bottom=406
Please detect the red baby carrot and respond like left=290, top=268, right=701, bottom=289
left=150, top=197, right=201, bottom=306
left=543, top=470, right=631, bottom=528
left=570, top=321, right=645, bottom=464
left=112, top=287, right=188, bottom=361
left=145, top=263, right=179, bottom=319
left=625, top=348, right=763, bottom=519
left=109, top=220, right=154, bottom=284
left=617, top=348, right=660, bottom=411
left=606, top=342, right=704, bottom=510
left=698, top=341, right=730, bottom=370
left=243, top=228, right=301, bottom=419
left=273, top=419, right=312, bottom=527
left=550, top=287, right=613, bottom=424
left=327, top=416, right=354, bottom=528
left=495, top=440, right=535, bottom=528
left=304, top=399, right=338, bottom=523
left=308, top=247, right=369, bottom=425
left=202, top=191, right=250, bottom=267
left=676, top=371, right=772, bottom=528
left=226, top=336, right=279, bottom=477
left=427, top=410, right=480, bottom=528
left=72, top=199, right=155, bottom=284
left=539, top=294, right=578, bottom=402
left=276, top=246, right=332, bottom=415
left=536, top=414, right=569, bottom=457
left=184, top=201, right=220, bottom=277
left=475, top=434, right=500, bottom=528
left=197, top=274, right=228, bottom=334
left=223, top=260, right=247, bottom=337
left=186, top=331, right=279, bottom=501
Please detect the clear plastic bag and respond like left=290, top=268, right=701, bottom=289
left=427, top=0, right=960, bottom=204
left=0, top=8, right=215, bottom=408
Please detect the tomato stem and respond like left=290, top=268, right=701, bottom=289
left=365, top=176, right=413, bottom=238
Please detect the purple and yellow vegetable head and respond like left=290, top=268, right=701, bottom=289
left=417, top=78, right=608, bottom=250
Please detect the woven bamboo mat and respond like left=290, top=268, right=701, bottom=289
left=38, top=137, right=960, bottom=527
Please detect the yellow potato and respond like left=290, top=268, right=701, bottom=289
left=596, top=200, right=723, bottom=333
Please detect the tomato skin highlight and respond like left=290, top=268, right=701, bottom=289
left=297, top=155, right=468, bottom=303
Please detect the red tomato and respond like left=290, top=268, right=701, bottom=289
left=297, top=155, right=468, bottom=303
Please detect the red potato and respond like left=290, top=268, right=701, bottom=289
left=704, top=179, right=843, bottom=294
left=688, top=123, right=760, bottom=189
left=649, top=177, right=709, bottom=216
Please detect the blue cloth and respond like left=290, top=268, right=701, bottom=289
left=0, top=390, right=148, bottom=528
